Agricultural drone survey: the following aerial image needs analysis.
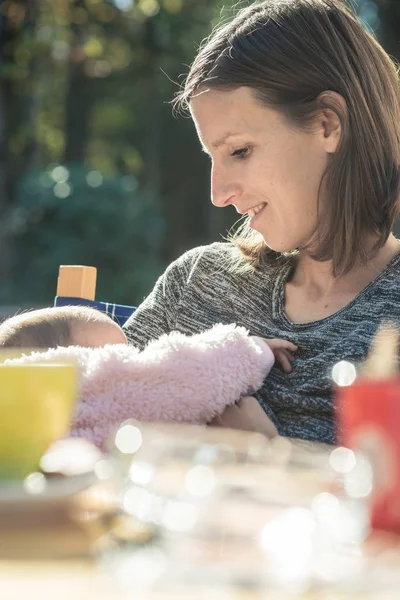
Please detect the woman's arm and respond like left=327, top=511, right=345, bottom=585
left=208, top=395, right=279, bottom=438
left=123, top=246, right=207, bottom=349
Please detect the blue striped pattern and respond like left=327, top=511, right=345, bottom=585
left=54, top=296, right=135, bottom=327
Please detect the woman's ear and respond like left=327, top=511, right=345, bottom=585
left=317, top=91, right=347, bottom=154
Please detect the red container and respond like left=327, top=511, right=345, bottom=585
left=337, top=379, right=400, bottom=533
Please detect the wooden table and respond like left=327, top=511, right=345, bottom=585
left=1, top=557, right=400, bottom=600
left=1, top=530, right=400, bottom=600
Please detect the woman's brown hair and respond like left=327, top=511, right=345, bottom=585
left=174, top=0, right=400, bottom=276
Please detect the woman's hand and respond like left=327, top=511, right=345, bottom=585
left=208, top=395, right=279, bottom=438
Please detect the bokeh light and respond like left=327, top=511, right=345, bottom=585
left=54, top=181, right=72, bottom=198
left=51, top=166, right=69, bottom=183
left=129, top=460, right=155, bottom=485
left=331, top=360, right=357, bottom=387
left=185, top=464, right=216, bottom=497
left=86, top=170, right=103, bottom=188
left=115, top=422, right=143, bottom=454
left=329, top=447, right=357, bottom=474
left=114, top=0, right=134, bottom=11
left=23, top=472, right=47, bottom=495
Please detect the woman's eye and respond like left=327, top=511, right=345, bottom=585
left=231, top=146, right=250, bottom=159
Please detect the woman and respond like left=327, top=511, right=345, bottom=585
left=123, top=0, right=400, bottom=444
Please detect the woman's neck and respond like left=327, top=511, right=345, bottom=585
left=283, top=234, right=400, bottom=323
left=290, top=234, right=400, bottom=300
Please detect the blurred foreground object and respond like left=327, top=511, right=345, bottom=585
left=0, top=438, right=103, bottom=559
left=336, top=323, right=400, bottom=534
left=96, top=421, right=375, bottom=596
left=0, top=363, right=77, bottom=480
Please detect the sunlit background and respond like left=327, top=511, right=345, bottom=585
left=0, top=0, right=397, bottom=311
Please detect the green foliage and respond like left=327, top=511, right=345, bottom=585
left=0, top=0, right=241, bottom=307
left=7, top=165, right=166, bottom=305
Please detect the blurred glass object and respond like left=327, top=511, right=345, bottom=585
left=95, top=421, right=375, bottom=596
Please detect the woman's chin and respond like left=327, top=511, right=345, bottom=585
left=261, top=237, right=298, bottom=255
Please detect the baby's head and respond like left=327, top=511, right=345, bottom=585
left=0, top=306, right=127, bottom=349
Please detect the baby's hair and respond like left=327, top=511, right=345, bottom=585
left=0, top=306, right=110, bottom=349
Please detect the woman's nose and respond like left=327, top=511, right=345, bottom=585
left=211, top=165, right=240, bottom=208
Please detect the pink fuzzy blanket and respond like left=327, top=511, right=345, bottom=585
left=8, top=324, right=274, bottom=449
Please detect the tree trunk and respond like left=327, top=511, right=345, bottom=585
left=0, top=0, right=40, bottom=287
left=63, top=0, right=91, bottom=164
left=374, top=0, right=400, bottom=236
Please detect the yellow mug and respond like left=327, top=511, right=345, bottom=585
left=0, top=363, right=77, bottom=480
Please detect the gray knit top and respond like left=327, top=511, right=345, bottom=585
left=123, top=242, right=400, bottom=444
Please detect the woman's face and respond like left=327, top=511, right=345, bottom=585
left=190, top=87, right=337, bottom=253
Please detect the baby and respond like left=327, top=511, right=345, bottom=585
left=0, top=306, right=127, bottom=349
left=0, top=307, right=296, bottom=449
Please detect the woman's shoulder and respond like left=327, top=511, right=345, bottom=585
left=166, top=242, right=248, bottom=278
left=373, top=251, right=400, bottom=292
left=359, top=251, right=400, bottom=317
left=176, top=241, right=243, bottom=263
left=163, top=242, right=283, bottom=297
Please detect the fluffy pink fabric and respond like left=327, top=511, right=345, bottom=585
left=9, top=324, right=274, bottom=449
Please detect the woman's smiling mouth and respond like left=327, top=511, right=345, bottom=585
left=247, top=202, right=267, bottom=218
